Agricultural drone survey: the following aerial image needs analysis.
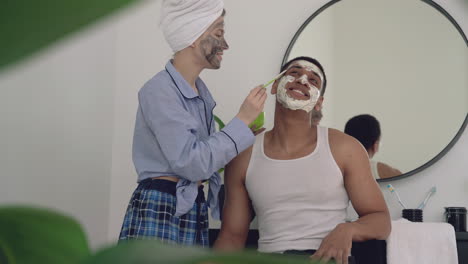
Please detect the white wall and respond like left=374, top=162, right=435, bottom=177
left=107, top=0, right=171, bottom=243
left=0, top=17, right=117, bottom=249
left=1, top=0, right=467, bottom=249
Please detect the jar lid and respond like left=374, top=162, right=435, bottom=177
left=444, top=207, right=467, bottom=213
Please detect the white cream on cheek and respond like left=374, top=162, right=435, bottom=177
left=276, top=60, right=324, bottom=113
left=276, top=73, right=320, bottom=113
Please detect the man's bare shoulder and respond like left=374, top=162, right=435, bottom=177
left=225, top=138, right=255, bottom=183
left=234, top=145, right=254, bottom=165
left=327, top=127, right=365, bottom=152
left=327, top=127, right=369, bottom=173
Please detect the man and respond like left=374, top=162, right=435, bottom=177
left=344, top=114, right=402, bottom=179
left=214, top=56, right=391, bottom=264
left=119, top=0, right=267, bottom=247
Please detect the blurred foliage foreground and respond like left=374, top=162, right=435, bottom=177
left=0, top=206, right=325, bottom=264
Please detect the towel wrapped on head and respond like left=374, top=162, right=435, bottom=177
left=160, top=0, right=224, bottom=52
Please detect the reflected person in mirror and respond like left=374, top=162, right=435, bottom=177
left=214, top=56, right=391, bottom=264
left=344, top=114, right=402, bottom=180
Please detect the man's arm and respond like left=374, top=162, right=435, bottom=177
left=313, top=130, right=391, bottom=264
left=343, top=136, right=391, bottom=241
left=213, top=147, right=254, bottom=251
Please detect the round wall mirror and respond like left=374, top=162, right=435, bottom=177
left=283, top=0, right=467, bottom=181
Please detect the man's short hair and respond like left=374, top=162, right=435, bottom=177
left=281, top=56, right=328, bottom=96
left=344, top=114, right=381, bottom=151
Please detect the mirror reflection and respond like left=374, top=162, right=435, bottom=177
left=284, top=0, right=468, bottom=180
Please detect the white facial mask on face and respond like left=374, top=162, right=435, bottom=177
left=276, top=61, right=323, bottom=113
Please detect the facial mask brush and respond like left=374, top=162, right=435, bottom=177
left=263, top=69, right=287, bottom=88
left=249, top=70, right=287, bottom=132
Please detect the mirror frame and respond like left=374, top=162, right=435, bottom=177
left=281, top=0, right=468, bottom=182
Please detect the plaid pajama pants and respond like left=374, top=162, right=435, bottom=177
left=119, top=179, right=209, bottom=247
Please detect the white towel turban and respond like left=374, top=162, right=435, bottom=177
left=160, top=0, right=224, bottom=53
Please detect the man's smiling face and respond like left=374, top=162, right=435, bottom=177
left=274, top=60, right=324, bottom=113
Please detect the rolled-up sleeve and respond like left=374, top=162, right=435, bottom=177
left=139, top=80, right=254, bottom=182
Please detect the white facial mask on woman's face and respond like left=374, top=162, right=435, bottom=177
left=276, top=61, right=322, bottom=113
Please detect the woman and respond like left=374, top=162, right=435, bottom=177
left=118, top=0, right=267, bottom=247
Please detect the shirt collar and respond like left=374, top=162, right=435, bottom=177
left=165, top=60, right=216, bottom=112
left=165, top=60, right=199, bottom=99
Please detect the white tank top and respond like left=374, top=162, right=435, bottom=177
left=245, top=126, right=349, bottom=253
left=370, top=159, right=380, bottom=179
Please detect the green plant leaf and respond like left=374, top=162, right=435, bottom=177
left=0, top=0, right=140, bottom=70
left=83, top=240, right=324, bottom=264
left=0, top=239, right=15, bottom=264
left=214, top=115, right=226, bottom=130
left=0, top=206, right=90, bottom=264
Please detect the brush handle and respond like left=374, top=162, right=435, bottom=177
left=263, top=78, right=276, bottom=88
left=396, top=196, right=407, bottom=209
left=387, top=184, right=407, bottom=209
left=398, top=200, right=407, bottom=209
left=393, top=190, right=407, bottom=209
left=263, top=70, right=287, bottom=88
